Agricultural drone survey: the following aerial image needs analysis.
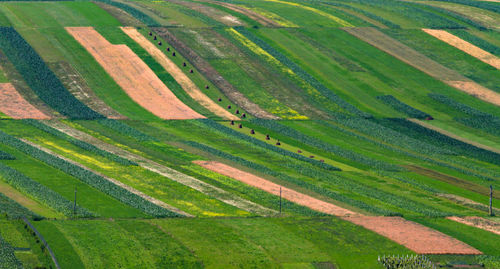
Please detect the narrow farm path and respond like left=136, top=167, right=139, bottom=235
left=44, top=121, right=277, bottom=216
left=0, top=83, right=51, bottom=119
left=422, top=29, right=500, bottom=70
left=120, top=27, right=239, bottom=120
left=409, top=119, right=500, bottom=154
left=66, top=27, right=205, bottom=120
left=195, top=160, right=482, bottom=254
left=447, top=216, right=500, bottom=235
left=21, top=139, right=192, bottom=217
left=344, top=27, right=500, bottom=107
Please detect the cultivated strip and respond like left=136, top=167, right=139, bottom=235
left=21, top=139, right=187, bottom=217
left=66, top=27, right=204, bottom=120
left=44, top=121, right=276, bottom=216
left=423, top=29, right=500, bottom=70
left=152, top=27, right=279, bottom=119
left=344, top=27, right=500, bottom=107
left=120, top=27, right=238, bottom=120
left=0, top=83, right=51, bottom=119
left=202, top=0, right=281, bottom=27
left=447, top=216, right=500, bottom=235
left=195, top=160, right=482, bottom=254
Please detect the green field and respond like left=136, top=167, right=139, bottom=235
left=0, top=0, right=499, bottom=268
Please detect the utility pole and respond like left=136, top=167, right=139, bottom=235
left=279, top=187, right=282, bottom=215
left=490, top=185, right=494, bottom=216
left=73, top=187, right=77, bottom=218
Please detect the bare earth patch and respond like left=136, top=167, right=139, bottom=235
left=194, top=160, right=482, bottom=254
left=194, top=160, right=356, bottom=216
left=66, top=27, right=204, bottom=120
left=448, top=216, right=500, bottom=235
left=121, top=27, right=238, bottom=120
left=423, top=29, right=500, bottom=70
left=345, top=216, right=482, bottom=254
left=344, top=27, right=500, bottom=107
left=0, top=83, right=51, bottom=119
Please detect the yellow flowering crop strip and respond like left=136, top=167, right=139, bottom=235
left=263, top=0, right=354, bottom=27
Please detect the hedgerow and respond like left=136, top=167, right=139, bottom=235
left=0, top=130, right=179, bottom=218
left=183, top=140, right=397, bottom=216
left=376, top=95, right=430, bottom=119
left=250, top=119, right=402, bottom=171
left=0, top=163, right=94, bottom=217
left=23, top=120, right=138, bottom=166
left=0, top=234, right=22, bottom=269
left=0, top=27, right=102, bottom=119
left=199, top=119, right=341, bottom=171
left=95, top=0, right=158, bottom=26
left=0, top=193, right=39, bottom=219
left=97, top=119, right=158, bottom=142
left=0, top=150, right=15, bottom=160
left=322, top=2, right=401, bottom=28
left=235, top=27, right=371, bottom=118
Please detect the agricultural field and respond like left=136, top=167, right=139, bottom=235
left=0, top=0, right=499, bottom=268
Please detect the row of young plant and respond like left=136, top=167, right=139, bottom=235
left=0, top=193, right=40, bottom=220
left=376, top=95, right=430, bottom=119
left=428, top=93, right=491, bottom=117
left=376, top=118, right=500, bottom=167
left=331, top=117, right=497, bottom=182
left=0, top=27, right=102, bottom=119
left=0, top=130, right=179, bottom=218
left=184, top=137, right=454, bottom=217
left=199, top=119, right=341, bottom=171
left=97, top=119, right=158, bottom=142
left=23, top=120, right=137, bottom=166
left=182, top=140, right=396, bottom=216
left=235, top=27, right=371, bottom=118
left=0, top=150, right=15, bottom=160
left=378, top=255, right=435, bottom=269
left=96, top=0, right=158, bottom=26
left=414, top=2, right=487, bottom=30
left=434, top=0, right=500, bottom=14
left=250, top=119, right=402, bottom=171
left=323, top=2, right=401, bottom=28
left=0, top=233, right=23, bottom=269
left=450, top=30, right=500, bottom=56
left=0, top=163, right=94, bottom=218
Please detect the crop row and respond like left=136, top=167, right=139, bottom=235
left=450, top=30, right=500, bottom=56
left=183, top=140, right=395, bottom=216
left=0, top=193, right=39, bottom=220
left=185, top=139, right=454, bottom=217
left=376, top=95, right=430, bottom=119
left=413, top=2, right=487, bottom=30
left=0, top=130, right=179, bottom=218
left=428, top=93, right=491, bottom=117
left=0, top=27, right=102, bottom=119
left=235, top=27, right=371, bottom=118
left=199, top=119, right=341, bottom=171
left=0, top=163, right=94, bottom=218
left=0, top=234, right=22, bottom=269
left=250, top=119, right=402, bottom=171
left=23, top=120, right=137, bottom=166
left=434, top=0, right=500, bottom=14
left=0, top=150, right=15, bottom=160
left=97, top=119, right=158, bottom=142
left=323, top=2, right=401, bottom=28
left=96, top=0, right=158, bottom=26
left=378, top=118, right=500, bottom=167
left=455, top=117, right=500, bottom=137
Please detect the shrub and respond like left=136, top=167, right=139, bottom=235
left=0, top=27, right=102, bottom=119
left=376, top=95, right=430, bottom=119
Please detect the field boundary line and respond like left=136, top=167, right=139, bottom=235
left=44, top=121, right=277, bottom=216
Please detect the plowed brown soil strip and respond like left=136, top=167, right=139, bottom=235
left=344, top=27, right=500, bottom=107
left=121, top=27, right=238, bottom=120
left=0, top=83, right=51, bottom=119
left=423, top=29, right=500, bottom=70
left=66, top=27, right=204, bottom=120
left=195, top=160, right=482, bottom=254
left=448, top=216, right=500, bottom=235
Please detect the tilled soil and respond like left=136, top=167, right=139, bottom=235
left=0, top=83, right=51, bottom=119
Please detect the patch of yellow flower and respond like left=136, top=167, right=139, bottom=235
left=263, top=0, right=353, bottom=27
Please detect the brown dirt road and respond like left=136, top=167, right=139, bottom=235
left=195, top=160, right=482, bottom=254
left=66, top=27, right=205, bottom=120
left=121, top=27, right=238, bottom=120
left=423, top=29, right=500, bottom=70
left=0, top=83, right=51, bottom=119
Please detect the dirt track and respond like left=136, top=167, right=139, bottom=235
left=66, top=27, right=205, bottom=120
left=195, top=160, right=482, bottom=254
left=121, top=27, right=238, bottom=120
left=344, top=27, right=500, bottom=107
left=423, top=29, right=500, bottom=70
left=447, top=216, right=500, bottom=235
left=0, top=83, right=51, bottom=119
